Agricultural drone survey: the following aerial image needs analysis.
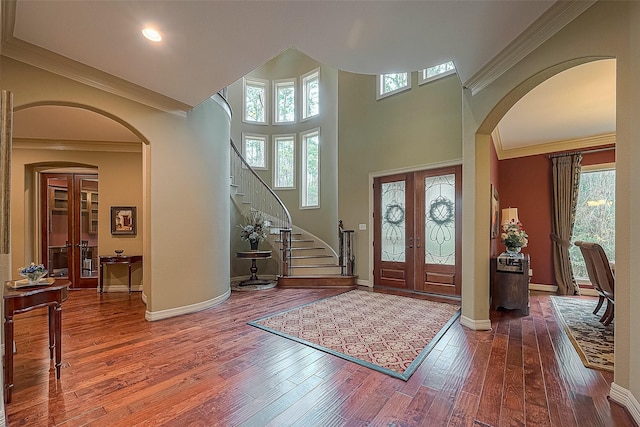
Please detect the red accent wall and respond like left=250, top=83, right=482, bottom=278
left=497, top=146, right=615, bottom=285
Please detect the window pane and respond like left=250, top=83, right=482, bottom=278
left=244, top=136, right=266, bottom=168
left=424, top=61, right=456, bottom=79
left=425, top=173, right=455, bottom=265
left=275, top=81, right=295, bottom=123
left=245, top=82, right=266, bottom=123
left=303, top=71, right=319, bottom=119
left=570, top=168, right=615, bottom=280
left=275, top=137, right=295, bottom=188
left=302, top=132, right=319, bottom=207
left=381, top=180, right=406, bottom=262
left=381, top=73, right=408, bottom=94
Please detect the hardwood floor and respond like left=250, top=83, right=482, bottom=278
left=4, top=287, right=636, bottom=426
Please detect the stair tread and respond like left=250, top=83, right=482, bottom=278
left=291, top=264, right=341, bottom=268
left=289, top=247, right=325, bottom=251
left=290, top=255, right=334, bottom=259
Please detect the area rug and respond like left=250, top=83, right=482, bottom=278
left=249, top=290, right=460, bottom=380
left=550, top=296, right=614, bottom=372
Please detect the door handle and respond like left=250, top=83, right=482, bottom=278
left=407, top=237, right=413, bottom=249
left=417, top=237, right=421, bottom=248
left=65, top=241, right=73, bottom=248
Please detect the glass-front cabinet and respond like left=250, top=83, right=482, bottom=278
left=42, top=173, right=99, bottom=288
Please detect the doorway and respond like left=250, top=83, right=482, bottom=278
left=41, top=173, right=99, bottom=289
left=373, top=165, right=461, bottom=296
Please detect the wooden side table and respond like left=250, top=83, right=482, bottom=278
left=491, top=255, right=530, bottom=316
left=236, top=250, right=272, bottom=286
left=99, top=255, right=142, bottom=294
left=3, top=279, right=70, bottom=403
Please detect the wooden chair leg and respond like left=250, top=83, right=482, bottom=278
left=593, top=295, right=604, bottom=315
left=601, top=300, right=614, bottom=325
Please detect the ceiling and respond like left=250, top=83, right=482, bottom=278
left=5, top=0, right=614, bottom=156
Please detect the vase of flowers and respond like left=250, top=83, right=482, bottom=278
left=501, top=220, right=528, bottom=257
left=238, top=211, right=271, bottom=251
left=19, top=263, right=48, bottom=285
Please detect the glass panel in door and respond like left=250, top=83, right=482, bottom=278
left=78, top=177, right=98, bottom=279
left=46, top=177, right=71, bottom=279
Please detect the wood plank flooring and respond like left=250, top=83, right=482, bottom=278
left=4, top=287, right=636, bottom=426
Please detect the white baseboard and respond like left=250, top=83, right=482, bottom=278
left=356, top=279, right=371, bottom=287
left=609, top=382, right=640, bottom=424
left=96, top=284, right=143, bottom=293
left=460, top=315, right=492, bottom=331
left=145, top=289, right=231, bottom=321
left=529, top=283, right=558, bottom=293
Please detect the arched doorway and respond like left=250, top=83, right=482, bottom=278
left=12, top=104, right=145, bottom=290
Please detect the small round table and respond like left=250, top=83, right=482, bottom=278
left=236, top=250, right=272, bottom=286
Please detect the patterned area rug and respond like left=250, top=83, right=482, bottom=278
left=550, top=296, right=614, bottom=372
left=249, top=290, right=460, bottom=380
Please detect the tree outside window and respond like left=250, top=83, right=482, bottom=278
left=243, top=134, right=267, bottom=169
left=378, top=72, right=411, bottom=99
left=244, top=78, right=267, bottom=124
left=302, top=69, right=319, bottom=119
left=302, top=130, right=320, bottom=207
left=275, top=80, right=295, bottom=123
left=570, top=167, right=615, bottom=280
left=274, top=135, right=295, bottom=189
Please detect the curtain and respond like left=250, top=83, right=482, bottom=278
left=551, top=153, right=582, bottom=295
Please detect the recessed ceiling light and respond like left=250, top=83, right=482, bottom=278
left=142, top=27, right=162, bottom=42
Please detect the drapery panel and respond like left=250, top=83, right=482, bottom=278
left=551, top=153, right=582, bottom=295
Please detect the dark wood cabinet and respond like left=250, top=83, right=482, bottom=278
left=491, top=255, right=530, bottom=316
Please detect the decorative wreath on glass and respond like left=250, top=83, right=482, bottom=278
left=18, top=262, right=48, bottom=285
left=500, top=220, right=529, bottom=255
left=238, top=211, right=271, bottom=250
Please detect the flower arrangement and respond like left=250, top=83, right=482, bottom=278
left=238, top=211, right=271, bottom=243
left=18, top=262, right=48, bottom=283
left=501, top=221, right=529, bottom=250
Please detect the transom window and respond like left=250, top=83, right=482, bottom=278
left=273, top=134, right=296, bottom=189
left=243, top=78, right=268, bottom=124
left=242, top=133, right=268, bottom=170
left=274, top=79, right=296, bottom=124
left=301, top=68, right=319, bottom=120
left=419, top=61, right=456, bottom=85
left=377, top=72, right=411, bottom=99
left=570, top=164, right=615, bottom=280
left=301, top=129, right=320, bottom=208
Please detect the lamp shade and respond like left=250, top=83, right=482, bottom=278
left=502, top=207, right=519, bottom=224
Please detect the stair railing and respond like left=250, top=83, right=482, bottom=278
left=230, top=139, right=293, bottom=275
left=338, top=220, right=355, bottom=276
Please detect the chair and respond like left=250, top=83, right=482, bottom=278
left=575, top=241, right=615, bottom=325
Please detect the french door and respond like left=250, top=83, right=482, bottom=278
left=41, top=173, right=99, bottom=289
left=374, top=165, right=461, bottom=296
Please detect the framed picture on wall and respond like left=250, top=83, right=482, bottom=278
left=111, top=206, right=137, bottom=235
left=490, top=185, right=500, bottom=239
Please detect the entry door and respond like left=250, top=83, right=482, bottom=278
left=41, top=173, right=99, bottom=289
left=374, top=166, right=461, bottom=296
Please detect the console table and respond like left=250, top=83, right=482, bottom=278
left=236, top=250, right=272, bottom=286
left=491, top=255, right=530, bottom=316
left=99, top=255, right=142, bottom=294
left=4, top=279, right=70, bottom=403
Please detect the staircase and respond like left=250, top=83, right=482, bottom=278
left=230, top=139, right=356, bottom=289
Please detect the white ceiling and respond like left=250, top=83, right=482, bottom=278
left=6, top=1, right=615, bottom=155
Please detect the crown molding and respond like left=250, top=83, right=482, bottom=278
left=13, top=138, right=142, bottom=153
left=495, top=132, right=616, bottom=160
left=464, top=0, right=596, bottom=95
left=1, top=38, right=191, bottom=114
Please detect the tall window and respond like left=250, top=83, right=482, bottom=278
left=301, top=129, right=320, bottom=208
left=242, top=133, right=267, bottom=169
left=243, top=78, right=268, bottom=124
left=419, top=61, right=456, bottom=85
left=301, top=68, right=319, bottom=120
left=273, top=134, right=295, bottom=189
left=377, top=72, right=411, bottom=99
left=274, top=79, right=296, bottom=124
left=570, top=164, right=615, bottom=280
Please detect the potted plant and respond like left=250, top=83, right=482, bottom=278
left=501, top=220, right=529, bottom=256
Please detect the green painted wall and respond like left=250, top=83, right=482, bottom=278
left=337, top=71, right=463, bottom=282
